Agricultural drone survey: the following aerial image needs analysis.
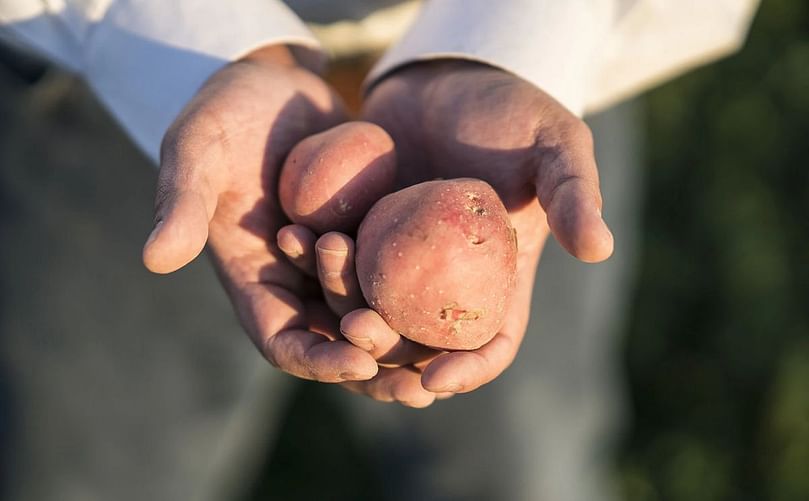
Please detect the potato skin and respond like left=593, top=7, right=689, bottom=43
left=356, top=179, right=517, bottom=351
left=279, top=121, right=396, bottom=234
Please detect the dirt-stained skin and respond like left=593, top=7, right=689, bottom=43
left=279, top=121, right=396, bottom=235
left=356, top=178, right=518, bottom=351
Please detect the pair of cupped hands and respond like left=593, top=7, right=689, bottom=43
left=142, top=45, right=613, bottom=407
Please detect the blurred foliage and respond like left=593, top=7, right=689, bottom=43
left=617, top=1, right=809, bottom=500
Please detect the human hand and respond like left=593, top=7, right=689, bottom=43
left=275, top=121, right=443, bottom=407
left=142, top=46, right=380, bottom=383
left=333, top=61, right=614, bottom=404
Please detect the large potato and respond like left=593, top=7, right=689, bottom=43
left=279, top=121, right=396, bottom=234
left=356, top=179, right=517, bottom=350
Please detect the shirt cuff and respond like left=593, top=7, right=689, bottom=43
left=84, top=0, right=321, bottom=164
left=366, top=0, right=614, bottom=116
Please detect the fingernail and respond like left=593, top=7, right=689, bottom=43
left=339, top=371, right=373, bottom=381
left=316, top=246, right=349, bottom=256
left=145, top=220, right=163, bottom=246
left=435, top=382, right=462, bottom=393
left=348, top=335, right=375, bottom=352
left=280, top=242, right=303, bottom=258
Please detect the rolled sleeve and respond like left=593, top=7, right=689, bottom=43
left=366, top=0, right=615, bottom=116
left=84, top=0, right=321, bottom=163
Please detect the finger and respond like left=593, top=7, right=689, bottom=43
left=341, top=367, right=436, bottom=408
left=419, top=247, right=539, bottom=393
left=534, top=123, right=613, bottom=263
left=413, top=352, right=442, bottom=371
left=304, top=299, right=341, bottom=341
left=340, top=309, right=438, bottom=367
left=269, top=332, right=377, bottom=383
left=143, top=137, right=226, bottom=274
left=277, top=224, right=318, bottom=276
left=143, top=190, right=218, bottom=274
left=316, top=232, right=366, bottom=316
left=420, top=333, right=517, bottom=393
left=237, top=282, right=377, bottom=382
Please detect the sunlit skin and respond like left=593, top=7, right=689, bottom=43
left=278, top=60, right=614, bottom=406
left=144, top=46, right=613, bottom=408
left=143, top=46, right=382, bottom=383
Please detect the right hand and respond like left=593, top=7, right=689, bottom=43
left=351, top=61, right=614, bottom=399
left=142, top=45, right=379, bottom=383
left=278, top=61, right=614, bottom=407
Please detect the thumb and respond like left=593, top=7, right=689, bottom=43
left=143, top=142, right=224, bottom=274
left=534, top=123, right=614, bottom=263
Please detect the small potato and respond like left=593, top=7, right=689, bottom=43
left=279, top=121, right=396, bottom=234
left=356, top=179, right=517, bottom=351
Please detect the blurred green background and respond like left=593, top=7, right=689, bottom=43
left=618, top=0, right=809, bottom=500
left=252, top=1, right=809, bottom=500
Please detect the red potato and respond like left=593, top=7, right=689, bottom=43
left=356, top=179, right=517, bottom=351
left=279, top=121, right=396, bottom=234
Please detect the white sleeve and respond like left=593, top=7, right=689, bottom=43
left=367, top=0, right=761, bottom=116
left=0, top=0, right=321, bottom=163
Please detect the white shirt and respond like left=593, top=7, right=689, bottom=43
left=0, top=0, right=760, bottom=163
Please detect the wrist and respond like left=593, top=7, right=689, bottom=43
left=370, top=58, right=496, bottom=94
left=366, top=58, right=515, bottom=128
left=239, top=44, right=297, bottom=66
left=238, top=43, right=325, bottom=75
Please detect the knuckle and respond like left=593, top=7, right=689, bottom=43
left=261, top=336, right=280, bottom=369
left=159, top=105, right=230, bottom=172
left=372, top=387, right=396, bottom=403
left=564, top=118, right=594, bottom=149
left=321, top=269, right=354, bottom=283
left=159, top=120, right=182, bottom=165
left=152, top=182, right=174, bottom=217
left=392, top=379, right=420, bottom=405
